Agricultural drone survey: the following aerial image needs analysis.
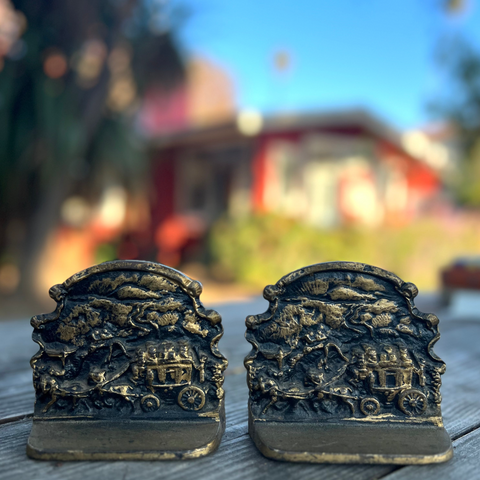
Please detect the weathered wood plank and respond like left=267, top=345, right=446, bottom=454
left=434, top=322, right=480, bottom=439
left=0, top=319, right=36, bottom=375
left=0, top=297, right=478, bottom=479
left=0, top=338, right=476, bottom=479
left=0, top=370, right=33, bottom=424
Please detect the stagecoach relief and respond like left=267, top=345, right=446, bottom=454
left=27, top=260, right=227, bottom=460
left=133, top=342, right=207, bottom=412
left=245, top=262, right=453, bottom=464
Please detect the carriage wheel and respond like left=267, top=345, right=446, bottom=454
left=178, top=386, right=205, bottom=411
left=360, top=397, right=381, bottom=415
left=141, top=394, right=160, bottom=412
left=398, top=389, right=427, bottom=416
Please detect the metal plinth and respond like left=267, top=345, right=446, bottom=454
left=249, top=418, right=453, bottom=464
left=27, top=415, right=225, bottom=460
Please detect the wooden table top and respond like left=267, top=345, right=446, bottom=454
left=1, top=296, right=479, bottom=479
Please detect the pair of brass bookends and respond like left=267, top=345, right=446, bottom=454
left=27, top=260, right=453, bottom=464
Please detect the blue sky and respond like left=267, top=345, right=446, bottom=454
left=173, top=0, right=480, bottom=130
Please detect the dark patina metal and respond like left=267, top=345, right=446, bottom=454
left=245, top=262, right=452, bottom=464
left=27, top=260, right=228, bottom=460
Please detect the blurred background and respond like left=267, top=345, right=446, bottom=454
left=1, top=0, right=480, bottom=317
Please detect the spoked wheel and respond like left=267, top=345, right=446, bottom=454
left=398, top=389, right=427, bottom=416
left=360, top=397, right=381, bottom=415
left=178, top=386, right=205, bottom=411
left=141, top=394, right=160, bottom=412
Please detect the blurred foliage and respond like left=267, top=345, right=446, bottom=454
left=209, top=214, right=480, bottom=290
left=432, top=36, right=480, bottom=206
left=0, top=0, right=186, bottom=296
left=94, top=242, right=117, bottom=265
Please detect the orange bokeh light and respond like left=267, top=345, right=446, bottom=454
left=43, top=52, right=68, bottom=79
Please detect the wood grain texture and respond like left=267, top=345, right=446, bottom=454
left=435, top=321, right=480, bottom=439
left=0, top=297, right=479, bottom=479
left=0, top=370, right=33, bottom=424
left=0, top=319, right=37, bottom=375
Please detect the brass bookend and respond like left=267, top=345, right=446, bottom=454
left=245, top=262, right=452, bottom=464
left=27, top=260, right=228, bottom=460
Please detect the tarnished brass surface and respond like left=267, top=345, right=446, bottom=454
left=245, top=262, right=453, bottom=464
left=249, top=419, right=453, bottom=464
left=27, top=260, right=228, bottom=460
left=27, top=414, right=225, bottom=460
